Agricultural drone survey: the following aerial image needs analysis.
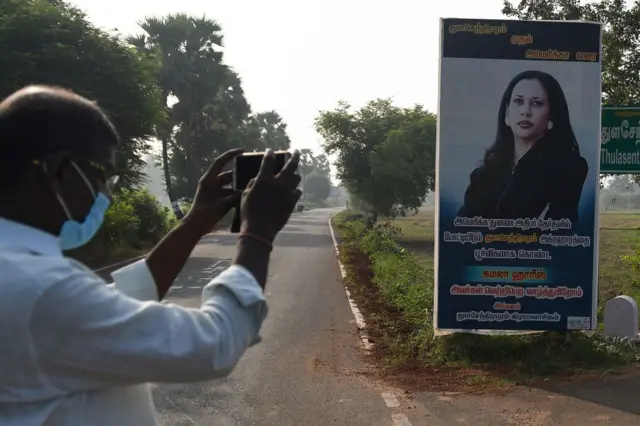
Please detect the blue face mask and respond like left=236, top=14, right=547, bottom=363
left=56, top=162, right=111, bottom=251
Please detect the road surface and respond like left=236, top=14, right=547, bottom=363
left=144, top=208, right=403, bottom=426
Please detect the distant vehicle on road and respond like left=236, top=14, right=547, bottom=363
left=297, top=201, right=305, bottom=213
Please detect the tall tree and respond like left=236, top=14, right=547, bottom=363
left=313, top=153, right=331, bottom=176
left=129, top=15, right=201, bottom=199
left=129, top=13, right=249, bottom=201
left=169, top=66, right=252, bottom=200
left=238, top=111, right=292, bottom=152
left=254, top=111, right=292, bottom=150
left=305, top=172, right=332, bottom=202
left=0, top=0, right=164, bottom=189
left=316, top=99, right=436, bottom=221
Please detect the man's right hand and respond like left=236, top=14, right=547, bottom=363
left=240, top=149, right=302, bottom=243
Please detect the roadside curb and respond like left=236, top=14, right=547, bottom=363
left=329, top=214, right=414, bottom=425
left=328, top=214, right=374, bottom=351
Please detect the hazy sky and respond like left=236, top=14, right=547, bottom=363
left=69, top=0, right=505, bottom=153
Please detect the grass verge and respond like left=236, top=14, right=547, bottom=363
left=333, top=210, right=640, bottom=392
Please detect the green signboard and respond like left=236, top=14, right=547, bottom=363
left=601, top=106, right=640, bottom=173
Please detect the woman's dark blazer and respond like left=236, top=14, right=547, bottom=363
left=457, top=137, right=588, bottom=222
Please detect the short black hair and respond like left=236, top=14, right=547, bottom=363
left=0, top=85, right=119, bottom=183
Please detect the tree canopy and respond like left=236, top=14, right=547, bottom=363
left=0, top=0, right=165, bottom=189
left=299, top=149, right=331, bottom=177
left=304, top=172, right=332, bottom=202
left=252, top=111, right=292, bottom=151
left=503, top=0, right=640, bottom=105
left=316, top=99, right=436, bottom=219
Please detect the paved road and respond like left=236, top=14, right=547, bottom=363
left=144, top=208, right=399, bottom=426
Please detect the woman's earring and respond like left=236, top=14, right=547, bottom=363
left=547, top=121, right=554, bottom=130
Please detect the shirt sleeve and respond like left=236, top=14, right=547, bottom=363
left=29, top=262, right=268, bottom=391
left=107, top=259, right=159, bottom=301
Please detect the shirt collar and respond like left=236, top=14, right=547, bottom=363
left=0, top=217, right=62, bottom=257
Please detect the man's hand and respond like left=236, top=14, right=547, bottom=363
left=232, top=149, right=301, bottom=289
left=183, top=148, right=244, bottom=237
left=240, top=149, right=302, bottom=243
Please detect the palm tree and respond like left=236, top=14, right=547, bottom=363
left=255, top=111, right=291, bottom=150
left=127, top=14, right=225, bottom=203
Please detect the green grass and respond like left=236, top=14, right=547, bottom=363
left=334, top=209, right=640, bottom=387
left=597, top=213, right=640, bottom=304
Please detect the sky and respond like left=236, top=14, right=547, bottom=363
left=69, top=0, right=506, bottom=154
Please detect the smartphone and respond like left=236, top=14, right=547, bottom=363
left=232, top=151, right=291, bottom=191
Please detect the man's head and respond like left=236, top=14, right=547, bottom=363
left=0, top=85, right=119, bottom=237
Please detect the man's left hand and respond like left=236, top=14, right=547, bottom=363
left=183, top=148, right=243, bottom=237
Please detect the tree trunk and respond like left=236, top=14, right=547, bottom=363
left=366, top=210, right=377, bottom=228
left=159, top=94, right=175, bottom=203
left=161, top=134, right=174, bottom=201
left=162, top=134, right=184, bottom=219
left=159, top=93, right=181, bottom=217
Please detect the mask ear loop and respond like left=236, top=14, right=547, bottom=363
left=34, top=161, right=73, bottom=220
left=37, top=160, right=73, bottom=221
left=69, top=161, right=97, bottom=199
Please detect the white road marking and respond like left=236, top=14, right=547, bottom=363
left=381, top=392, right=400, bottom=408
left=329, top=215, right=414, bottom=425
left=162, top=394, right=197, bottom=424
left=328, top=214, right=373, bottom=351
left=166, top=260, right=227, bottom=295
left=391, top=413, right=412, bottom=426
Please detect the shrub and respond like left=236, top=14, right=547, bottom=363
left=118, top=188, right=175, bottom=247
left=100, top=196, right=140, bottom=248
left=67, top=188, right=176, bottom=267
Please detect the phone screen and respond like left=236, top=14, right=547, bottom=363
left=233, top=152, right=290, bottom=191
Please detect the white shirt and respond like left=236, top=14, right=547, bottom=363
left=0, top=218, right=268, bottom=425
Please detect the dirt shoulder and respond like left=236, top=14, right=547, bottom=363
left=403, top=368, right=640, bottom=425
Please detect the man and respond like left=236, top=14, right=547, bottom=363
left=0, top=86, right=301, bottom=425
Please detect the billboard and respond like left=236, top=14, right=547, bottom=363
left=601, top=106, right=640, bottom=173
left=434, top=18, right=602, bottom=332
